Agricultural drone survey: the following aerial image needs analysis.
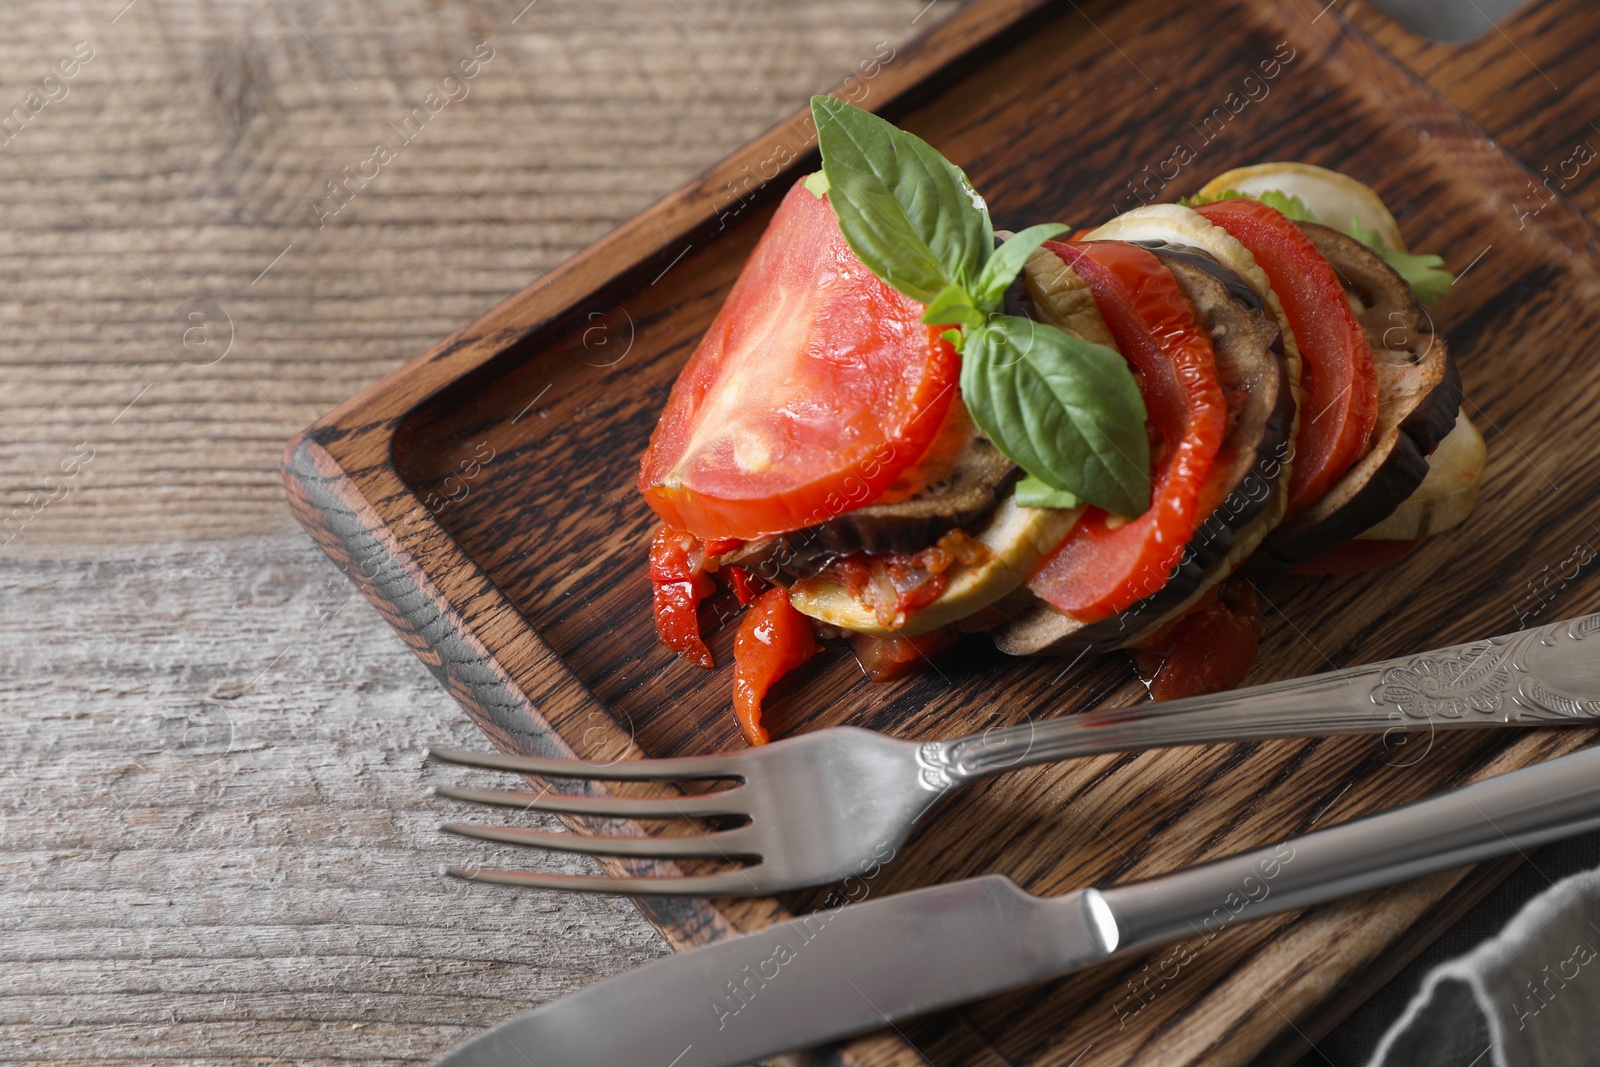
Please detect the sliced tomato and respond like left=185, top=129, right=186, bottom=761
left=639, top=179, right=959, bottom=541
left=1291, top=538, right=1420, bottom=574
left=1026, top=241, right=1228, bottom=623
left=1132, top=577, right=1261, bottom=701
left=649, top=525, right=717, bottom=668
left=1193, top=198, right=1379, bottom=513
left=732, top=586, right=820, bottom=746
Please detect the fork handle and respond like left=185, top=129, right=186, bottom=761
left=933, top=613, right=1600, bottom=783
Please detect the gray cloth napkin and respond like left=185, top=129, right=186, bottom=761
left=1366, top=0, right=1533, bottom=42
left=1367, top=866, right=1600, bottom=1066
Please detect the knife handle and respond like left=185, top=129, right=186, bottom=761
left=1094, top=740, right=1600, bottom=955
left=938, top=613, right=1600, bottom=782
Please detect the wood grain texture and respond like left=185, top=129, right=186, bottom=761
left=283, top=0, right=1600, bottom=1063
left=1346, top=0, right=1600, bottom=228
left=0, top=0, right=953, bottom=546
left=0, top=535, right=671, bottom=1064
left=0, top=2, right=956, bottom=1066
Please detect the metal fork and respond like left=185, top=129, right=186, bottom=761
left=428, top=612, right=1600, bottom=895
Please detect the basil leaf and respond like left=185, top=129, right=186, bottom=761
left=962, top=314, right=1150, bottom=517
left=811, top=95, right=991, bottom=295
left=1345, top=217, right=1454, bottom=305
left=802, top=170, right=830, bottom=197
left=824, top=165, right=949, bottom=303
left=1013, top=474, right=1079, bottom=510
left=894, top=132, right=993, bottom=288
left=807, top=99, right=1148, bottom=514
left=921, top=284, right=985, bottom=330
left=970, top=223, right=1070, bottom=312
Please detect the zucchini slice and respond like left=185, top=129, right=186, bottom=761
left=787, top=498, right=1083, bottom=636
left=1355, top=409, right=1484, bottom=541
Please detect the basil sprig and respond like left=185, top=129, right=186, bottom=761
left=962, top=317, right=1151, bottom=518
left=810, top=96, right=1150, bottom=517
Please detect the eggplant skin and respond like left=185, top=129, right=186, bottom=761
left=1249, top=355, right=1460, bottom=575
left=1143, top=245, right=1292, bottom=576
left=1249, top=223, right=1462, bottom=576
left=722, top=399, right=1017, bottom=582
left=995, top=248, right=1293, bottom=656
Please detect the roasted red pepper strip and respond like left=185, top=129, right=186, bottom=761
left=1027, top=240, right=1228, bottom=622
left=1133, top=578, right=1261, bottom=701
left=849, top=627, right=958, bottom=683
left=649, top=525, right=716, bottom=668
left=732, top=586, right=819, bottom=746
left=1194, top=198, right=1379, bottom=514
left=725, top=565, right=767, bottom=606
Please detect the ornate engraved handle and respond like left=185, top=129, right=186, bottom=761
left=920, top=613, right=1600, bottom=786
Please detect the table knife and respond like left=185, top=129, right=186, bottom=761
left=433, top=741, right=1600, bottom=1067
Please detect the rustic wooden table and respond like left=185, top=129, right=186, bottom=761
left=0, top=2, right=952, bottom=1063
left=5, top=0, right=1595, bottom=1064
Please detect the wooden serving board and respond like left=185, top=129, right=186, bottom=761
left=283, top=0, right=1600, bottom=1062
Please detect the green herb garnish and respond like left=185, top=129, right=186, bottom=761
left=1344, top=217, right=1454, bottom=305
left=810, top=96, right=1149, bottom=516
left=1013, top=475, right=1080, bottom=510
left=1180, top=187, right=1317, bottom=222
left=962, top=316, right=1147, bottom=518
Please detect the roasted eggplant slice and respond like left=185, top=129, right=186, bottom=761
left=786, top=497, right=1083, bottom=636
left=1147, top=247, right=1292, bottom=572
left=1356, top=408, right=1484, bottom=541
left=723, top=398, right=1016, bottom=580
left=995, top=247, right=1292, bottom=656
left=1080, top=204, right=1304, bottom=421
left=1251, top=222, right=1461, bottom=574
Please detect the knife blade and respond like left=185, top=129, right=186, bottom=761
left=437, top=876, right=1115, bottom=1067
left=434, top=741, right=1600, bottom=1067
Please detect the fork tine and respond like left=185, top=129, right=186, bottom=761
left=425, top=746, right=745, bottom=781
left=441, top=822, right=757, bottom=860
left=432, top=784, right=749, bottom=819
left=445, top=866, right=769, bottom=896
